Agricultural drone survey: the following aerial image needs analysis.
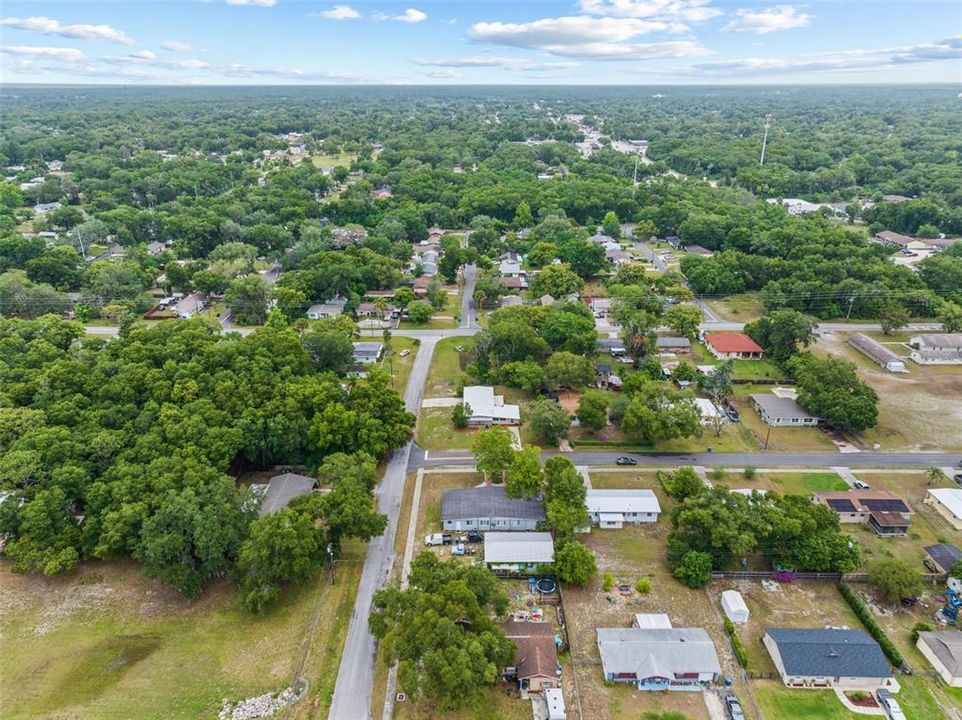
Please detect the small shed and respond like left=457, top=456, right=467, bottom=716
left=721, top=590, right=749, bottom=624
left=545, top=688, right=566, bottom=720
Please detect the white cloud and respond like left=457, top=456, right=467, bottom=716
left=375, top=8, right=427, bottom=23
left=1, top=45, right=87, bottom=62
left=467, top=15, right=707, bottom=60
left=162, top=40, right=193, bottom=52
left=419, top=69, right=463, bottom=79
left=0, top=16, right=134, bottom=45
left=412, top=56, right=579, bottom=71
left=579, top=0, right=721, bottom=22
left=130, top=50, right=157, bottom=60
left=225, top=0, right=277, bottom=6
left=691, top=37, right=962, bottom=76
left=314, top=5, right=361, bottom=20
left=722, top=5, right=811, bottom=35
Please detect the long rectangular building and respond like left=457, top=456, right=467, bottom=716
left=441, top=485, right=545, bottom=532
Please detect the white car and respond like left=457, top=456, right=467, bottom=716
left=399, top=349, right=411, bottom=357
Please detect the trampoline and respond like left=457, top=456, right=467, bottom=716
left=536, top=578, right=557, bottom=594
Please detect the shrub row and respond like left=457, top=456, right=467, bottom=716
left=723, top=618, right=750, bottom=669
left=838, top=583, right=905, bottom=668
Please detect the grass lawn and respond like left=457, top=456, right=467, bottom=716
left=731, top=358, right=787, bottom=382
left=754, top=681, right=861, bottom=719
left=424, top=336, right=476, bottom=397
left=394, top=687, right=533, bottom=720
left=398, top=317, right=459, bottom=330
left=416, top=408, right=477, bottom=451
left=730, top=394, right=837, bottom=452
left=714, top=471, right=848, bottom=495
left=0, top=545, right=365, bottom=720
left=385, top=336, right=418, bottom=394
left=310, top=151, right=355, bottom=169
left=705, top=293, right=765, bottom=323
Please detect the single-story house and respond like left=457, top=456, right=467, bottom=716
left=501, top=621, right=559, bottom=692
left=596, top=338, right=626, bottom=357
left=763, top=628, right=894, bottom=690
left=909, top=334, right=962, bottom=365
left=924, top=543, right=962, bottom=574
left=683, top=244, right=713, bottom=257
left=585, top=489, right=661, bottom=528
left=500, top=276, right=525, bottom=291
left=175, top=292, right=208, bottom=319
left=484, top=531, right=554, bottom=574
left=917, top=631, right=962, bottom=687
left=462, top=386, right=520, bottom=426
left=606, top=249, right=631, bottom=266
left=412, top=275, right=432, bottom=297
left=501, top=295, right=523, bottom=308
left=721, top=590, right=749, bottom=624
left=694, top=398, right=724, bottom=427
left=849, top=333, right=908, bottom=373
left=873, top=230, right=915, bottom=248
left=634, top=614, right=673, bottom=629
left=704, top=333, right=763, bottom=360
left=813, top=491, right=912, bottom=536
left=595, top=363, right=622, bottom=390
left=545, top=687, right=566, bottom=720
left=588, top=233, right=616, bottom=245
left=352, top=342, right=384, bottom=364
left=766, top=198, right=823, bottom=215
left=597, top=627, right=721, bottom=691
left=656, top=336, right=692, bottom=354
left=356, top=301, right=394, bottom=318
left=146, top=241, right=166, bottom=256
left=750, top=393, right=818, bottom=427
left=306, top=296, right=347, bottom=319
left=255, top=472, right=318, bottom=516
left=925, top=489, right=962, bottom=530
left=34, top=201, right=62, bottom=213
left=499, top=258, right=523, bottom=276
left=591, top=297, right=612, bottom=316
left=441, top=485, right=544, bottom=532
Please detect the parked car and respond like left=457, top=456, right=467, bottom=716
left=451, top=543, right=466, bottom=556
left=424, top=532, right=452, bottom=546
left=853, top=480, right=871, bottom=490
left=616, top=456, right=637, bottom=466
left=399, top=349, right=411, bottom=357
left=726, top=409, right=740, bottom=422
left=464, top=530, right=483, bottom=543
left=953, top=474, right=962, bottom=485
left=724, top=695, right=745, bottom=720
left=876, top=688, right=906, bottom=720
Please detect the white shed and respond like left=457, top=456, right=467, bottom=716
left=545, top=688, right=566, bottom=719
left=721, top=590, right=749, bottom=624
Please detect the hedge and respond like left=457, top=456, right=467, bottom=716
left=838, top=583, right=905, bottom=668
left=723, top=618, right=750, bottom=670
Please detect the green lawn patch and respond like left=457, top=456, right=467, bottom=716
left=424, top=336, right=475, bottom=397
left=754, top=682, right=861, bottom=719
left=416, top=408, right=476, bottom=451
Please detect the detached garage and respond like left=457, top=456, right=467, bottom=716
left=721, top=590, right=749, bottom=624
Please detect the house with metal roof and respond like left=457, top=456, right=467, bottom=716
left=849, top=333, right=908, bottom=373
left=656, top=336, right=692, bottom=354
left=909, top=334, right=962, bottom=365
left=917, top=631, right=962, bottom=687
left=441, top=485, right=544, bottom=532
left=597, top=627, right=721, bottom=691
left=925, top=489, right=962, bottom=530
left=750, top=393, right=818, bottom=427
left=585, top=489, right=661, bottom=528
left=812, top=491, right=912, bottom=536
left=484, top=532, right=554, bottom=574
left=763, top=628, right=895, bottom=690
left=254, top=472, right=318, bottom=516
left=463, top=386, right=520, bottom=426
left=352, top=342, right=384, bottom=363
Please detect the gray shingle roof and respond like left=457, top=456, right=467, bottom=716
left=441, top=485, right=545, bottom=522
left=918, top=631, right=962, bottom=676
left=924, top=543, right=962, bottom=573
left=766, top=628, right=891, bottom=678
left=597, top=628, right=721, bottom=678
left=258, top=473, right=317, bottom=516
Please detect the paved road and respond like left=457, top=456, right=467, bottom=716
left=413, top=448, right=962, bottom=470
left=460, top=263, right=478, bottom=329
left=327, top=338, right=438, bottom=720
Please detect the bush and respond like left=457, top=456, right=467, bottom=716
left=673, top=550, right=713, bottom=588
left=602, top=571, right=614, bottom=592
left=743, top=465, right=757, bottom=479
left=838, top=583, right=904, bottom=667
left=911, top=622, right=934, bottom=643
left=451, top=402, right=469, bottom=429
left=635, top=577, right=652, bottom=594
left=708, top=467, right=726, bottom=482
left=723, top=618, right=750, bottom=669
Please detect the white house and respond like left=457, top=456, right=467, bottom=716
left=585, top=489, right=661, bottom=528
left=463, top=386, right=520, bottom=426
left=484, top=531, right=554, bottom=574
left=925, top=489, right=962, bottom=530
left=917, top=631, right=962, bottom=687
left=597, top=628, right=721, bottom=691
left=694, top=398, right=724, bottom=427
left=721, top=590, right=749, bottom=624
left=909, top=334, right=962, bottom=365
left=352, top=342, right=384, bottom=364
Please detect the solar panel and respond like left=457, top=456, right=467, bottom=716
left=862, top=499, right=909, bottom=513
left=827, top=499, right=857, bottom=512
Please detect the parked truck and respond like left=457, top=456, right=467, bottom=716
left=424, top=533, right=452, bottom=546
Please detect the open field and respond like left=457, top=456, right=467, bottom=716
left=714, top=470, right=848, bottom=494
left=387, top=336, right=419, bottom=393
left=0, top=544, right=365, bottom=720
left=704, top=293, right=765, bottom=323
left=416, top=407, right=477, bottom=450
left=310, top=151, right=355, bottom=169
left=815, top=331, right=962, bottom=451
left=424, top=336, right=475, bottom=398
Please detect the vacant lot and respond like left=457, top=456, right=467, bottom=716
left=815, top=331, right=962, bottom=451
left=705, top=293, right=765, bottom=323
left=388, top=336, right=419, bottom=393
left=416, top=408, right=476, bottom=451
left=424, top=336, right=475, bottom=398
left=0, top=544, right=365, bottom=720
left=714, top=471, right=848, bottom=495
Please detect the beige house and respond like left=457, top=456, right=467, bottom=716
left=925, top=489, right=962, bottom=531
left=917, top=631, right=962, bottom=687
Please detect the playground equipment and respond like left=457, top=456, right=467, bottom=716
left=940, top=588, right=962, bottom=624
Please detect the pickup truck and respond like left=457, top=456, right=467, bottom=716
left=424, top=532, right=452, bottom=546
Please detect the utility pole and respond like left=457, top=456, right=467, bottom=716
left=846, top=293, right=857, bottom=321
left=759, top=114, right=773, bottom=166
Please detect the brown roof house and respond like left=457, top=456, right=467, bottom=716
left=704, top=333, right=763, bottom=360
left=501, top=621, right=560, bottom=692
left=813, top=491, right=912, bottom=536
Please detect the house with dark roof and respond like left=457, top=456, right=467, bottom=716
left=441, top=485, right=545, bottom=532
left=501, top=621, right=560, bottom=692
left=656, top=336, right=692, bottom=354
left=917, top=631, right=962, bottom=687
left=704, top=333, right=763, bottom=360
left=873, top=230, right=915, bottom=248
left=763, top=628, right=894, bottom=690
left=924, top=543, right=962, bottom=574
left=750, top=393, right=817, bottom=427
left=597, top=627, right=721, bottom=691
left=254, top=473, right=318, bottom=516
left=813, top=491, right=912, bottom=536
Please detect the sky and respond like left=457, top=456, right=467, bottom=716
left=1, top=0, right=960, bottom=85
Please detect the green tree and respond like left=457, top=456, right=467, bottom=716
left=789, top=353, right=878, bottom=432
left=621, top=386, right=701, bottom=444
left=528, top=263, right=583, bottom=298
left=664, top=305, right=703, bottom=338
left=498, top=360, right=546, bottom=393
left=879, top=304, right=910, bottom=335
left=225, top=274, right=271, bottom=325
left=664, top=467, right=704, bottom=501
left=505, top=445, right=544, bottom=499
left=514, top=200, right=534, bottom=228
left=576, top=390, right=609, bottom=434
left=527, top=242, right=557, bottom=268
left=471, top=426, right=515, bottom=481
left=405, top=300, right=433, bottom=324
left=301, top=327, right=354, bottom=373
left=868, top=558, right=923, bottom=603
left=452, top=402, right=470, bottom=429
left=673, top=550, right=713, bottom=588
left=545, top=351, right=595, bottom=390
left=554, top=540, right=597, bottom=586
left=274, top=286, right=307, bottom=323
left=529, top=398, right=571, bottom=445
left=602, top=211, right=621, bottom=239
left=937, top=302, right=962, bottom=333
left=744, top=310, right=819, bottom=364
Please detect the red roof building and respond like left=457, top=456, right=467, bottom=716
left=704, top=333, right=764, bottom=360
